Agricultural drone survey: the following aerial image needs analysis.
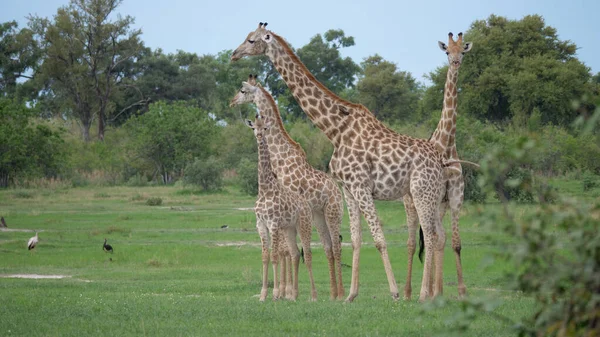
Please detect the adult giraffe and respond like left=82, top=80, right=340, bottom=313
left=232, top=23, right=447, bottom=302
left=403, top=32, right=473, bottom=300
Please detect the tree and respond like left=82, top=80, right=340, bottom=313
left=356, top=54, right=421, bottom=122
left=0, top=98, right=66, bottom=187
left=422, top=15, right=593, bottom=126
left=30, top=0, right=144, bottom=141
left=124, top=101, right=220, bottom=184
left=0, top=21, right=41, bottom=98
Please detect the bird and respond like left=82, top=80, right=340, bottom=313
left=103, top=238, right=113, bottom=253
left=220, top=225, right=229, bottom=229
left=27, top=232, right=39, bottom=250
left=0, top=216, right=7, bottom=228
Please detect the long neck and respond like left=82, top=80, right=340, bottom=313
left=431, top=65, right=459, bottom=157
left=254, top=88, right=306, bottom=160
left=256, top=137, right=276, bottom=189
left=266, top=35, right=362, bottom=145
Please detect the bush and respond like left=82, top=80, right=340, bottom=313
left=183, top=157, right=224, bottom=192
left=582, top=171, right=599, bottom=192
left=236, top=157, right=258, bottom=196
left=145, top=197, right=162, bottom=206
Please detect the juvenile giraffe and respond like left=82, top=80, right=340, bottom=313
left=403, top=32, right=473, bottom=300
left=232, top=23, right=447, bottom=302
left=232, top=75, right=345, bottom=300
left=245, top=115, right=314, bottom=301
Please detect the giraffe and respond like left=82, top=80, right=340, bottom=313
left=403, top=32, right=473, bottom=300
left=231, top=75, right=345, bottom=300
left=245, top=114, right=314, bottom=301
left=231, top=23, right=447, bottom=302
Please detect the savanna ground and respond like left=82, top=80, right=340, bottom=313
left=0, top=179, right=595, bottom=336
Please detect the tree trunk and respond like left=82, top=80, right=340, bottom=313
left=98, top=109, right=105, bottom=141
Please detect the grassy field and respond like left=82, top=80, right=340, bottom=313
left=0, top=181, right=593, bottom=336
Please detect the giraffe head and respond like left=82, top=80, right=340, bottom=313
left=245, top=115, right=272, bottom=141
left=229, top=74, right=261, bottom=107
left=231, top=22, right=273, bottom=61
left=438, top=32, right=472, bottom=68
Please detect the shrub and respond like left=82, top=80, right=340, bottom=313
left=236, top=157, right=258, bottom=196
left=582, top=171, right=599, bottom=192
left=145, top=197, right=162, bottom=206
left=183, top=157, right=224, bottom=192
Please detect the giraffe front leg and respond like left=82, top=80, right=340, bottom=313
left=314, top=211, right=337, bottom=300
left=403, top=195, right=419, bottom=301
left=343, top=187, right=362, bottom=303
left=270, top=226, right=281, bottom=301
left=257, top=222, right=270, bottom=302
left=326, top=195, right=345, bottom=300
left=449, top=177, right=467, bottom=298
left=298, top=206, right=317, bottom=301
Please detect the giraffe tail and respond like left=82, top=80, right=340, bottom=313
left=300, top=247, right=305, bottom=264
left=418, top=226, right=425, bottom=263
left=444, top=159, right=480, bottom=169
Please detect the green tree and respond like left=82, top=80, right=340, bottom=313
left=0, top=21, right=40, bottom=98
left=0, top=98, right=66, bottom=187
left=422, top=15, right=592, bottom=126
left=30, top=0, right=143, bottom=141
left=124, top=101, right=220, bottom=184
left=356, top=54, right=421, bottom=122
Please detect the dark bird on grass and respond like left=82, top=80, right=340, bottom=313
left=1, top=216, right=7, bottom=228
left=220, top=225, right=229, bottom=229
left=103, top=238, right=113, bottom=253
left=27, top=232, right=39, bottom=250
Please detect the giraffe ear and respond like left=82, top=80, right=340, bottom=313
left=262, top=33, right=273, bottom=43
left=245, top=119, right=254, bottom=128
left=438, top=41, right=447, bottom=52
left=463, top=42, right=473, bottom=53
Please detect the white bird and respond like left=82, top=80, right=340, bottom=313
left=27, top=232, right=39, bottom=250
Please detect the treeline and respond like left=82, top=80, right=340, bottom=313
left=1, top=0, right=599, bottom=195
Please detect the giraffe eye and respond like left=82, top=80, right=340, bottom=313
left=446, top=52, right=449, bottom=55
left=248, top=39, right=255, bottom=44
left=240, top=89, right=246, bottom=94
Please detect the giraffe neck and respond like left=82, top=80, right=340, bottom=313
left=431, top=65, right=459, bottom=158
left=256, top=137, right=277, bottom=190
left=254, top=87, right=306, bottom=163
left=266, top=34, right=362, bottom=146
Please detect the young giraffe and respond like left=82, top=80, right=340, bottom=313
left=232, top=23, right=447, bottom=302
left=231, top=75, right=345, bottom=300
left=403, top=32, right=473, bottom=300
left=245, top=115, right=315, bottom=301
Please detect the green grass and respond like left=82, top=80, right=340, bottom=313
left=1, top=181, right=591, bottom=336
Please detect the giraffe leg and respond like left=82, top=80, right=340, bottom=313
left=283, top=228, right=300, bottom=301
left=449, top=175, right=467, bottom=298
left=257, top=221, right=270, bottom=302
left=343, top=187, right=362, bottom=303
left=270, top=226, right=281, bottom=301
left=298, top=204, right=317, bottom=301
left=326, top=192, right=345, bottom=300
left=403, top=195, right=419, bottom=301
left=314, top=211, right=337, bottom=300
left=285, top=251, right=295, bottom=300
left=349, top=184, right=399, bottom=301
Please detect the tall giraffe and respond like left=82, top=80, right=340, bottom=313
left=245, top=115, right=314, bottom=301
left=232, top=23, right=447, bottom=302
left=232, top=76, right=345, bottom=300
left=403, top=32, right=473, bottom=300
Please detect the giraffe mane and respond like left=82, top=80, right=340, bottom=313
left=256, top=84, right=307, bottom=157
left=271, top=32, right=368, bottom=113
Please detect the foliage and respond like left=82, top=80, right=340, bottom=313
left=215, top=119, right=257, bottom=170
left=0, top=21, right=40, bottom=97
left=236, top=157, right=258, bottom=196
left=581, top=171, right=598, bottom=192
left=0, top=98, right=67, bottom=187
left=29, top=0, right=144, bottom=141
left=183, top=157, right=224, bottom=192
left=145, top=196, right=162, bottom=206
left=287, top=120, right=333, bottom=171
left=422, top=15, right=594, bottom=126
left=431, top=112, right=600, bottom=336
left=357, top=54, right=421, bottom=122
left=124, top=101, right=220, bottom=184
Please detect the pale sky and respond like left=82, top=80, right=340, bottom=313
left=2, top=0, right=599, bottom=85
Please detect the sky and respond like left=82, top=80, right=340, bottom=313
left=2, top=0, right=599, bottom=85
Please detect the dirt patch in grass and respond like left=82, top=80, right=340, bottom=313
left=0, top=274, right=70, bottom=279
